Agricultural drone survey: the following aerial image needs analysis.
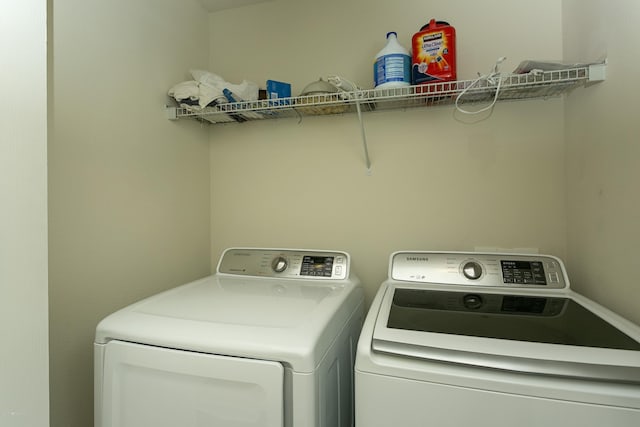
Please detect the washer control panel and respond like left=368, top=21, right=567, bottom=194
left=218, top=248, right=349, bottom=280
left=390, top=252, right=567, bottom=289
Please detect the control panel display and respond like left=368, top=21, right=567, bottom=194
left=389, top=252, right=566, bottom=289
left=218, top=249, right=348, bottom=280
left=501, top=260, right=546, bottom=285
left=301, top=256, right=334, bottom=277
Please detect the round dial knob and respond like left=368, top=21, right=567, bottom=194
left=271, top=256, right=288, bottom=273
left=462, top=261, right=483, bottom=280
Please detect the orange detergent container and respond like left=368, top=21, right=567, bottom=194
left=411, top=19, right=457, bottom=84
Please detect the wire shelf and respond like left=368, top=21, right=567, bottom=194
left=166, top=65, right=604, bottom=125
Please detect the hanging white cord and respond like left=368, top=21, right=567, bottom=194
left=455, top=57, right=507, bottom=115
left=328, top=76, right=372, bottom=173
left=354, top=97, right=372, bottom=172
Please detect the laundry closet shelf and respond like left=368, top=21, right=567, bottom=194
left=166, top=64, right=605, bottom=125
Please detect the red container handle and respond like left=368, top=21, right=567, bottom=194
left=420, top=19, right=450, bottom=31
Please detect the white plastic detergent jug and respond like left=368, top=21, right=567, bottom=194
left=373, top=31, right=411, bottom=88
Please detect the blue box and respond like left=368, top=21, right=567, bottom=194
left=267, top=80, right=291, bottom=105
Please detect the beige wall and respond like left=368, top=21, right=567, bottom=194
left=0, top=1, right=49, bottom=425
left=563, top=0, right=640, bottom=325
left=44, top=1, right=640, bottom=426
left=49, top=1, right=211, bottom=426
left=208, top=0, right=567, bottom=304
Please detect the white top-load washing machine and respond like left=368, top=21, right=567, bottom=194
left=95, top=248, right=364, bottom=427
left=356, top=251, right=640, bottom=427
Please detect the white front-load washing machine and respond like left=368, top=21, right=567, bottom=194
left=95, top=248, right=364, bottom=427
left=355, top=251, right=640, bottom=427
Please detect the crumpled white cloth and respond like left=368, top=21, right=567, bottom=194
left=167, top=80, right=199, bottom=102
left=168, top=70, right=259, bottom=109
